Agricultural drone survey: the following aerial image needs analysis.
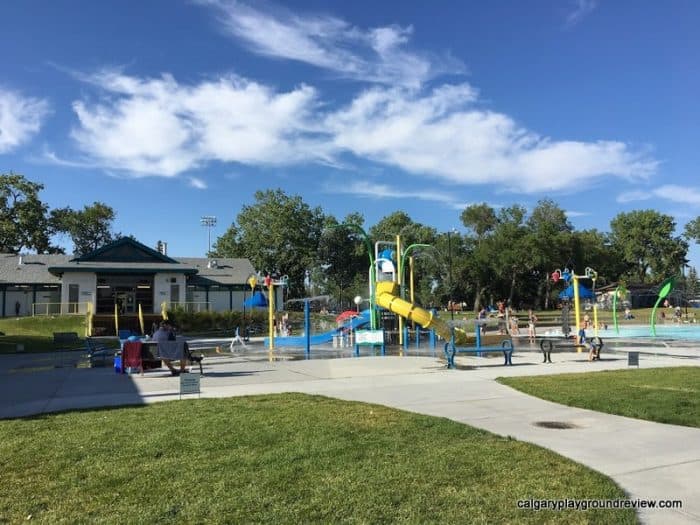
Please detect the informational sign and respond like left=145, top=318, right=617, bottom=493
left=628, top=351, right=640, bottom=367
left=355, top=330, right=384, bottom=344
left=180, top=373, right=200, bottom=398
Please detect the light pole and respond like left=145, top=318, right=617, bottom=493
left=200, top=215, right=217, bottom=256
left=447, top=228, right=457, bottom=320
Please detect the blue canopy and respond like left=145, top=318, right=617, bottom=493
left=558, top=284, right=594, bottom=300
left=243, top=291, right=268, bottom=308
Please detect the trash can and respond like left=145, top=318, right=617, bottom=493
left=113, top=355, right=123, bottom=374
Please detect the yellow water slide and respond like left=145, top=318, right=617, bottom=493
left=375, top=281, right=452, bottom=340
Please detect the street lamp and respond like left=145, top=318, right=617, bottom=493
left=447, top=228, right=457, bottom=320
left=200, top=215, right=217, bottom=256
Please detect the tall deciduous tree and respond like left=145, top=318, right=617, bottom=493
left=460, top=203, right=498, bottom=310
left=51, top=202, right=117, bottom=256
left=684, top=217, right=700, bottom=243
left=211, top=189, right=325, bottom=298
left=609, top=210, right=688, bottom=283
left=0, top=173, right=55, bottom=253
left=318, top=213, right=368, bottom=308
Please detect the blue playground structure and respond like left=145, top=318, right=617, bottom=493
left=267, top=309, right=371, bottom=348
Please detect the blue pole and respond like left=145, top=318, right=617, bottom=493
left=304, top=300, right=311, bottom=359
left=415, top=328, right=420, bottom=349
left=475, top=321, right=482, bottom=349
left=403, top=326, right=409, bottom=352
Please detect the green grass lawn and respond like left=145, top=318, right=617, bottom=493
left=498, top=367, right=700, bottom=428
left=0, top=394, right=634, bottom=524
left=0, top=315, right=86, bottom=337
left=0, top=316, right=93, bottom=354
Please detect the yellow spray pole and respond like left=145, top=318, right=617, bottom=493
left=573, top=275, right=581, bottom=347
left=86, top=302, right=93, bottom=337
left=397, top=235, right=403, bottom=349
left=114, top=303, right=119, bottom=336
left=267, top=277, right=275, bottom=360
left=138, top=303, right=145, bottom=335
left=161, top=301, right=169, bottom=321
left=587, top=268, right=599, bottom=337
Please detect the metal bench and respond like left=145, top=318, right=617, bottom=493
left=85, top=337, right=114, bottom=367
left=444, top=339, right=514, bottom=369
left=539, top=336, right=603, bottom=363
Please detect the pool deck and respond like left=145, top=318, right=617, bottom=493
left=1, top=343, right=699, bottom=524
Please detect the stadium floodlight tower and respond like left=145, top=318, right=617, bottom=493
left=200, top=215, right=217, bottom=256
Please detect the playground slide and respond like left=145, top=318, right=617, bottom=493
left=375, top=281, right=452, bottom=341
left=271, top=309, right=371, bottom=347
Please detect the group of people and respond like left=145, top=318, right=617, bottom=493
left=485, top=301, right=538, bottom=343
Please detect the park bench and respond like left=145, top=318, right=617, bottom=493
left=444, top=338, right=514, bottom=369
left=84, top=337, right=114, bottom=367
left=539, top=336, right=603, bottom=363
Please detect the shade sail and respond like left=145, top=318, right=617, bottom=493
left=243, top=291, right=268, bottom=308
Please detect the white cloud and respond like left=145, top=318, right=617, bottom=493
left=189, top=177, right=208, bottom=189
left=564, top=210, right=590, bottom=218
left=69, top=70, right=327, bottom=176
left=565, top=0, right=597, bottom=27
left=201, top=0, right=462, bottom=88
left=617, top=185, right=700, bottom=206
left=653, top=185, right=700, bottom=206
left=326, top=84, right=656, bottom=193
left=66, top=72, right=656, bottom=193
left=0, top=88, right=50, bottom=154
left=616, top=190, right=653, bottom=203
left=326, top=179, right=457, bottom=205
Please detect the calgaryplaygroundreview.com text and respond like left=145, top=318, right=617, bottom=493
left=517, top=498, right=683, bottom=512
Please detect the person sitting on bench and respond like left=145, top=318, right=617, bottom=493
left=153, top=321, right=187, bottom=376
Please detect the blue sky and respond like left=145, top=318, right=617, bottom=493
left=1, top=0, right=699, bottom=269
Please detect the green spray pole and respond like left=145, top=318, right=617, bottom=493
left=650, top=277, right=675, bottom=337
left=612, top=284, right=627, bottom=335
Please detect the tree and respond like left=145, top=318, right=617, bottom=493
left=524, top=199, right=573, bottom=308
left=460, top=203, right=497, bottom=244
left=318, top=213, right=367, bottom=309
left=211, top=189, right=325, bottom=298
left=51, top=202, right=118, bottom=256
left=0, top=172, right=55, bottom=253
left=460, top=203, right=498, bottom=310
left=609, top=210, right=688, bottom=283
left=684, top=217, right=700, bottom=243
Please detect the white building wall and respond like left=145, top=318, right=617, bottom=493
left=33, top=289, right=62, bottom=315
left=6, top=290, right=31, bottom=316
left=208, top=290, right=229, bottom=311
left=153, top=272, right=187, bottom=311
left=60, top=273, right=96, bottom=314
left=183, top=288, right=280, bottom=312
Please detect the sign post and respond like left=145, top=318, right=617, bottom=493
left=628, top=351, right=640, bottom=368
left=180, top=373, right=201, bottom=399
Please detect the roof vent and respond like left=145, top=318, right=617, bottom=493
left=18, top=255, right=23, bottom=266
left=207, top=259, right=218, bottom=269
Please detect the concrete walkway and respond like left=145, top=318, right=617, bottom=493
left=2, top=347, right=699, bottom=524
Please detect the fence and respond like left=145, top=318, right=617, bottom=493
left=171, top=302, right=212, bottom=313
left=32, top=302, right=88, bottom=316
